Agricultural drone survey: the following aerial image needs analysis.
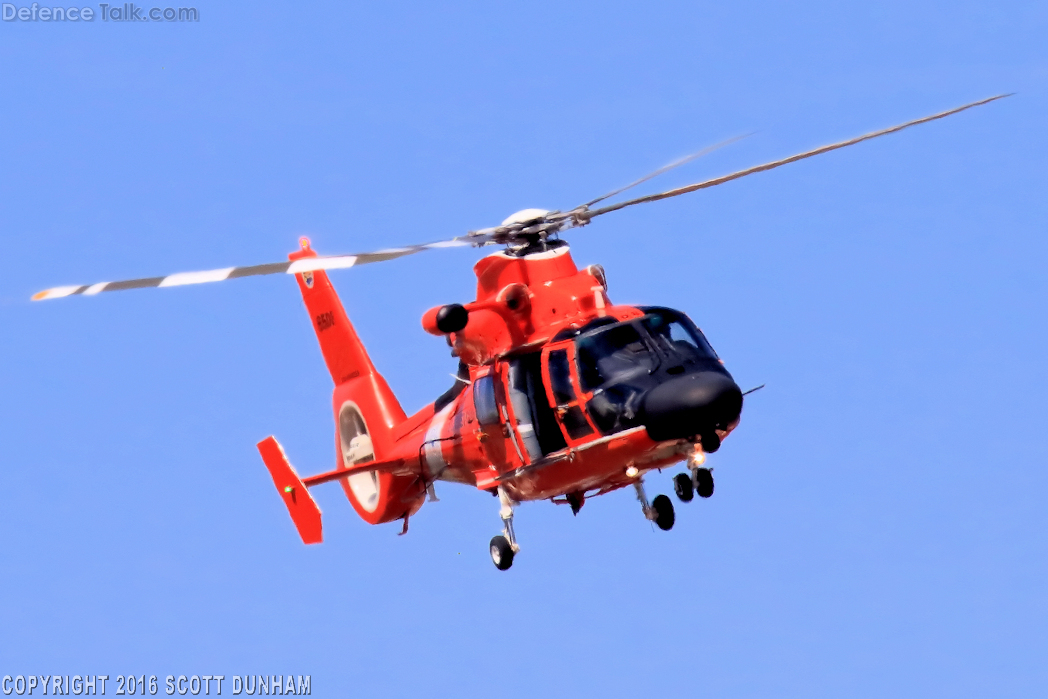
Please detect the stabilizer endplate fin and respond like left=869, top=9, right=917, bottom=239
left=257, top=436, right=323, bottom=545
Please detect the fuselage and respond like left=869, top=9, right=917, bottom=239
left=331, top=243, right=743, bottom=515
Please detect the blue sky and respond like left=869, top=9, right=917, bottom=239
left=1, top=2, right=1045, bottom=697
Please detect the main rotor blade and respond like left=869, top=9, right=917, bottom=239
left=580, top=94, right=1012, bottom=221
left=581, top=133, right=753, bottom=208
left=33, top=95, right=1010, bottom=302
left=31, top=237, right=476, bottom=301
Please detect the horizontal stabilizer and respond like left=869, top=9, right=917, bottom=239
left=257, top=436, right=323, bottom=545
left=301, top=455, right=414, bottom=487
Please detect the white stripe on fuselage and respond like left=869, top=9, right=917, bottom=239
left=423, top=402, right=455, bottom=478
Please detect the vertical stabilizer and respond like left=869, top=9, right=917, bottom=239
left=289, top=239, right=391, bottom=389
left=288, top=239, right=422, bottom=525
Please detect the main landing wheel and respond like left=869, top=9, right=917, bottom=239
left=489, top=535, right=515, bottom=571
left=674, top=473, right=694, bottom=502
left=695, top=468, right=714, bottom=499
left=652, top=494, right=675, bottom=531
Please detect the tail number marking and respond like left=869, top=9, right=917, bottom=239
left=315, top=311, right=336, bottom=332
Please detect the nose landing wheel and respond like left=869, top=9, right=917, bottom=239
left=701, top=431, right=721, bottom=453
left=694, top=467, right=714, bottom=498
left=673, top=473, right=694, bottom=502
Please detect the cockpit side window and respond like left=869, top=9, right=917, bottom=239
left=547, top=350, right=575, bottom=406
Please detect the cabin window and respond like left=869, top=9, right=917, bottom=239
left=473, top=376, right=500, bottom=426
left=507, top=354, right=567, bottom=458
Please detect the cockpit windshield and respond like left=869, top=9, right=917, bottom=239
left=576, top=322, right=656, bottom=392
left=576, top=308, right=718, bottom=393
left=573, top=308, right=724, bottom=436
left=641, top=308, right=719, bottom=362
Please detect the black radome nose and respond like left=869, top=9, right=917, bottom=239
left=641, top=371, right=743, bottom=442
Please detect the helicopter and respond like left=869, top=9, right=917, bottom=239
left=33, top=95, right=1007, bottom=570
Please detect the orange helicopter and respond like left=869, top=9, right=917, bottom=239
left=33, top=96, right=1007, bottom=570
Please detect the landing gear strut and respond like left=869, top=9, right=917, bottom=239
left=489, top=486, right=520, bottom=571
left=633, top=478, right=674, bottom=531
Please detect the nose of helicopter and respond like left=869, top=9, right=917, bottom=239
left=641, top=371, right=743, bottom=444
